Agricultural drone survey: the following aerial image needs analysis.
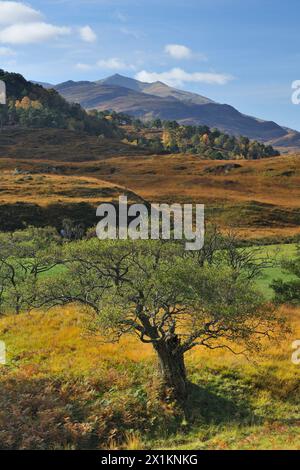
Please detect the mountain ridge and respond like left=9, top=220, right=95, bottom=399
left=97, top=74, right=215, bottom=105
left=27, top=73, right=299, bottom=148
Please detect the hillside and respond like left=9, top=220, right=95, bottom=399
left=270, top=129, right=300, bottom=151
left=99, top=74, right=215, bottom=105
left=54, top=74, right=299, bottom=145
left=0, top=70, right=120, bottom=138
left=0, top=139, right=299, bottom=240
left=0, top=69, right=281, bottom=162
left=0, top=70, right=297, bottom=239
left=0, top=127, right=149, bottom=161
left=75, top=152, right=300, bottom=241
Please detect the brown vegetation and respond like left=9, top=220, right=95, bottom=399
left=0, top=134, right=299, bottom=238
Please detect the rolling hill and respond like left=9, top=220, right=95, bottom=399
left=0, top=69, right=120, bottom=138
left=53, top=74, right=299, bottom=146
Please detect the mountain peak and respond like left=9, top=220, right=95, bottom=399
left=110, top=73, right=126, bottom=79
left=98, top=74, right=214, bottom=106
left=51, top=73, right=294, bottom=144
left=98, top=74, right=145, bottom=91
left=153, top=80, right=167, bottom=86
left=103, top=73, right=126, bottom=81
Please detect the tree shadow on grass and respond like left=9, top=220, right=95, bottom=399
left=185, top=382, right=258, bottom=426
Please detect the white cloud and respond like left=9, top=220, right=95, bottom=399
left=0, top=22, right=71, bottom=44
left=0, top=1, right=42, bottom=25
left=164, top=44, right=207, bottom=61
left=76, top=62, right=93, bottom=71
left=76, top=57, right=135, bottom=72
left=135, top=67, right=234, bottom=87
left=0, top=2, right=80, bottom=47
left=97, top=57, right=134, bottom=70
left=0, top=46, right=15, bottom=56
left=165, top=44, right=192, bottom=60
left=79, top=25, right=97, bottom=43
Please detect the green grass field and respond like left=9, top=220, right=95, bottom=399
left=41, top=242, right=299, bottom=300
left=254, top=243, right=298, bottom=299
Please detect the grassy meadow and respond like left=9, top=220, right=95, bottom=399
left=0, top=242, right=299, bottom=450
left=0, top=128, right=300, bottom=450
left=254, top=243, right=298, bottom=298
left=0, top=303, right=299, bottom=450
left=1, top=150, right=300, bottom=239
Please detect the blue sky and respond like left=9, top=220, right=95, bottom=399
left=0, top=0, right=300, bottom=130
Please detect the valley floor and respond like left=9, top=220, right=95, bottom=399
left=1, top=150, right=300, bottom=240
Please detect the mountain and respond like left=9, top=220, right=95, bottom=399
left=141, top=81, right=214, bottom=105
left=54, top=81, right=201, bottom=119
left=53, top=74, right=298, bottom=145
left=31, top=80, right=54, bottom=89
left=268, top=129, right=300, bottom=151
left=98, top=73, right=214, bottom=105
left=97, top=74, right=145, bottom=92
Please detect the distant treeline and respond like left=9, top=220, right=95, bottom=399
left=0, top=69, right=279, bottom=159
left=116, top=114, right=280, bottom=159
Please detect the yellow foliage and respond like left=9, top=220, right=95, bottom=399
left=201, top=133, right=210, bottom=145
left=15, top=96, right=42, bottom=110
left=0, top=305, right=299, bottom=450
left=162, top=129, right=174, bottom=148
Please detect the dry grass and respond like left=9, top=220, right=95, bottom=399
left=0, top=131, right=299, bottom=449
left=0, top=305, right=153, bottom=376
left=0, top=125, right=300, bottom=237
left=0, top=304, right=299, bottom=449
left=0, top=128, right=148, bottom=161
left=0, top=146, right=299, bottom=237
left=0, top=171, right=141, bottom=206
left=1, top=304, right=298, bottom=373
left=103, top=154, right=300, bottom=206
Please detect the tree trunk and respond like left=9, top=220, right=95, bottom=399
left=154, top=336, right=187, bottom=404
left=15, top=295, right=21, bottom=315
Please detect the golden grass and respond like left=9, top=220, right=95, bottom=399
left=0, top=304, right=298, bottom=378
left=0, top=306, right=153, bottom=377
left=0, top=171, right=140, bottom=206
left=1, top=152, right=299, bottom=238
left=0, top=304, right=299, bottom=450
left=187, top=304, right=300, bottom=370
left=91, top=154, right=300, bottom=207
